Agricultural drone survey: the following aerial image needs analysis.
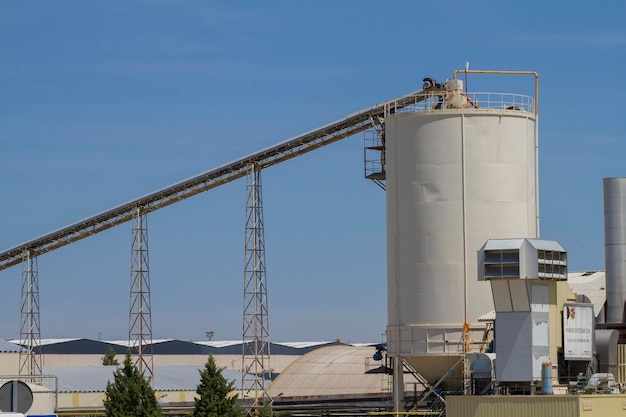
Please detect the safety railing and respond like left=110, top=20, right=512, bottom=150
left=386, top=92, right=535, bottom=115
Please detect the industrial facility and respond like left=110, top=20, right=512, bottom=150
left=1, top=69, right=626, bottom=416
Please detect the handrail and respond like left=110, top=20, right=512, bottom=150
left=452, top=69, right=541, bottom=238
left=452, top=69, right=539, bottom=118
left=392, top=92, right=535, bottom=115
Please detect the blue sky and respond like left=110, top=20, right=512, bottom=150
left=0, top=1, right=625, bottom=343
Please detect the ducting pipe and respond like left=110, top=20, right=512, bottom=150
left=604, top=178, right=626, bottom=323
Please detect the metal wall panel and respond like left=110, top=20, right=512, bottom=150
left=447, top=395, right=581, bottom=417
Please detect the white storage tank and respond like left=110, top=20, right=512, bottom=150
left=385, top=77, right=538, bottom=388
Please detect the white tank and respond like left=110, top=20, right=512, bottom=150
left=385, top=83, right=538, bottom=385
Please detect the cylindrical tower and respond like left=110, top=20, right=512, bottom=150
left=385, top=78, right=538, bottom=389
left=604, top=177, right=626, bottom=324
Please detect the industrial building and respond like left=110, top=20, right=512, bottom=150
left=0, top=268, right=611, bottom=416
left=0, top=338, right=396, bottom=414
left=1, top=68, right=626, bottom=417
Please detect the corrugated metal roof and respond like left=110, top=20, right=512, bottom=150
left=195, top=341, right=345, bottom=350
left=104, top=340, right=151, bottom=348
left=3, top=338, right=364, bottom=352
left=0, top=339, right=20, bottom=352
left=39, top=338, right=81, bottom=345
left=45, top=365, right=255, bottom=393
left=1, top=338, right=351, bottom=356
left=150, top=339, right=177, bottom=345
left=483, top=238, right=565, bottom=251
left=104, top=340, right=131, bottom=346
left=194, top=340, right=244, bottom=348
left=9, top=338, right=82, bottom=346
left=567, top=270, right=606, bottom=313
left=276, top=341, right=336, bottom=349
left=477, top=310, right=496, bottom=322
left=447, top=395, right=580, bottom=417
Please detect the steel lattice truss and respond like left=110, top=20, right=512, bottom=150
left=19, top=251, right=42, bottom=377
left=128, top=209, right=154, bottom=383
left=0, top=87, right=425, bottom=271
left=242, top=165, right=271, bottom=405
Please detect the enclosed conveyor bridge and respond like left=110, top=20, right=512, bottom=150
left=0, top=87, right=428, bottom=272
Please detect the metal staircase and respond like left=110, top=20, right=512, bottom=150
left=363, top=126, right=386, bottom=190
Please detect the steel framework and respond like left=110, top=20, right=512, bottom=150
left=242, top=164, right=271, bottom=406
left=129, top=208, right=154, bottom=383
left=0, top=84, right=429, bottom=398
left=0, top=86, right=426, bottom=272
left=19, top=250, right=42, bottom=377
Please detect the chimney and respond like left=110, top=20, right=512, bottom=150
left=604, top=178, right=626, bottom=324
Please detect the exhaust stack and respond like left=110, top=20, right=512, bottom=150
left=604, top=178, right=626, bottom=324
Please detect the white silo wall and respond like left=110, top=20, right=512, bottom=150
left=604, top=177, right=626, bottom=324
left=386, top=108, right=538, bottom=381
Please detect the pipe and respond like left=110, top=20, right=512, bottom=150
left=542, top=362, right=553, bottom=394
left=604, top=178, right=626, bottom=323
left=452, top=69, right=540, bottom=237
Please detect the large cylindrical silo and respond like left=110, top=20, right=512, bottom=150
left=385, top=79, right=538, bottom=388
left=604, top=177, right=626, bottom=324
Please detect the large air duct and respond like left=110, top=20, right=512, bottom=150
left=604, top=178, right=626, bottom=324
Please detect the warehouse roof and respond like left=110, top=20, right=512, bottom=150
left=45, top=365, right=255, bottom=393
left=567, top=270, right=606, bottom=314
left=0, top=339, right=20, bottom=352
left=4, top=338, right=344, bottom=355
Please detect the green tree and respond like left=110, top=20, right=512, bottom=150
left=103, top=351, right=161, bottom=417
left=192, top=353, right=242, bottom=417
left=257, top=403, right=273, bottom=417
left=102, top=347, right=120, bottom=366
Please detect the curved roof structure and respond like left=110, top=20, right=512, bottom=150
left=269, top=345, right=390, bottom=398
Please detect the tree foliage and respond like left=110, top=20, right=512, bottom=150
left=192, top=354, right=242, bottom=417
left=103, top=351, right=161, bottom=417
left=256, top=403, right=273, bottom=417
left=102, top=347, right=120, bottom=366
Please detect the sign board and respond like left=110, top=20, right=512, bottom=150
left=0, top=380, right=33, bottom=414
left=563, top=303, right=594, bottom=360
